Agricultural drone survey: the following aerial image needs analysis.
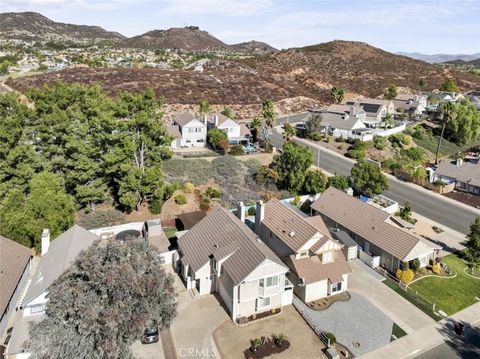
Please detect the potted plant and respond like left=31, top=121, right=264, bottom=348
left=250, top=338, right=261, bottom=353
left=273, top=333, right=286, bottom=347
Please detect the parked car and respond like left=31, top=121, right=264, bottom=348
left=243, top=143, right=256, bottom=153
left=141, top=322, right=159, bottom=344
left=0, top=344, right=6, bottom=358
left=3, top=327, right=13, bottom=346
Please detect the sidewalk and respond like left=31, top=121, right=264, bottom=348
left=359, top=301, right=480, bottom=359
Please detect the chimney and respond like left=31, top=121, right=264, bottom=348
left=214, top=115, right=219, bottom=127
left=41, top=229, right=50, bottom=256
left=236, top=201, right=245, bottom=223
left=456, top=158, right=463, bottom=167
left=349, top=106, right=356, bottom=117
left=203, top=114, right=208, bottom=126
left=254, top=200, right=265, bottom=235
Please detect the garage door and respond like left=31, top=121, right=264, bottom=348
left=218, top=281, right=233, bottom=313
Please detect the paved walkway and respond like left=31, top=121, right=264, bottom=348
left=348, top=259, right=435, bottom=334
left=360, top=301, right=480, bottom=359
left=293, top=294, right=393, bottom=357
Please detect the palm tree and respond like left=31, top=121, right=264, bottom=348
left=435, top=102, right=457, bottom=164
left=283, top=124, right=296, bottom=142
left=330, top=87, right=345, bottom=104
left=261, top=99, right=275, bottom=148
left=250, top=117, right=262, bottom=143
left=199, top=99, right=210, bottom=122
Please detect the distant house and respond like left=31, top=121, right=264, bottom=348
left=434, top=158, right=480, bottom=195
left=207, top=113, right=251, bottom=144
left=7, top=226, right=98, bottom=359
left=254, top=199, right=351, bottom=303
left=177, top=206, right=293, bottom=322
left=311, top=187, right=440, bottom=273
left=167, top=112, right=207, bottom=149
left=0, top=236, right=32, bottom=336
left=310, top=104, right=367, bottom=139
left=430, top=92, right=465, bottom=103
left=466, top=91, right=480, bottom=110
left=393, top=94, right=427, bottom=116
left=345, top=99, right=395, bottom=126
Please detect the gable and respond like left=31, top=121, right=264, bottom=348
left=183, top=119, right=206, bottom=128
left=313, top=238, right=342, bottom=254
left=217, top=119, right=239, bottom=129
left=244, top=259, right=288, bottom=283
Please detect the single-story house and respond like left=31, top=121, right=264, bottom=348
left=310, top=104, right=367, bottom=139
left=434, top=158, right=480, bottom=195
left=254, top=199, right=351, bottom=303
left=7, top=225, right=98, bottom=358
left=177, top=206, right=293, bottom=322
left=0, top=236, right=32, bottom=336
left=311, top=187, right=440, bottom=273
left=345, top=99, right=395, bottom=126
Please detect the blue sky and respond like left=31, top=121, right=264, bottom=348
left=2, top=0, right=479, bottom=54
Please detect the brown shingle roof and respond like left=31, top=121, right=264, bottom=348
left=178, top=207, right=286, bottom=285
left=174, top=112, right=196, bottom=127
left=263, top=200, right=329, bottom=252
left=436, top=159, right=480, bottom=184
left=166, top=125, right=181, bottom=139
left=0, top=236, right=31, bottom=317
left=311, top=187, right=428, bottom=260
left=287, top=251, right=351, bottom=284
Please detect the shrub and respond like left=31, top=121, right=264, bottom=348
left=150, top=197, right=163, bottom=215
left=230, top=144, right=244, bottom=156
left=398, top=269, right=415, bottom=284
left=400, top=261, right=409, bottom=270
left=292, top=195, right=301, bottom=206
left=205, top=187, right=222, bottom=199
left=77, top=209, right=126, bottom=230
left=199, top=201, right=210, bottom=211
left=183, top=182, right=195, bottom=193
left=247, top=206, right=256, bottom=216
left=432, top=263, right=442, bottom=275
left=418, top=267, right=427, bottom=276
left=346, top=148, right=366, bottom=159
left=250, top=338, right=261, bottom=352
left=326, top=136, right=333, bottom=143
left=373, top=136, right=386, bottom=150
left=401, top=135, right=412, bottom=146
left=396, top=269, right=403, bottom=280
left=382, top=158, right=402, bottom=171
left=325, top=332, right=336, bottom=345
left=336, top=135, right=345, bottom=143
left=410, top=258, right=421, bottom=272
left=346, top=137, right=355, bottom=144
left=174, top=194, right=187, bottom=205
left=337, top=144, right=345, bottom=150
left=273, top=333, right=286, bottom=346
left=309, top=132, right=323, bottom=141
left=163, top=159, right=213, bottom=185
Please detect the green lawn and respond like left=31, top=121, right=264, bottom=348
left=163, top=227, right=177, bottom=240
left=409, top=254, right=480, bottom=315
left=413, top=132, right=463, bottom=157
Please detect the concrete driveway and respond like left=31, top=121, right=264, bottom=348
left=294, top=293, right=393, bottom=357
left=348, top=259, right=435, bottom=334
left=214, top=305, right=325, bottom=359
left=171, top=294, right=229, bottom=359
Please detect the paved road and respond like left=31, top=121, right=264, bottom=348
left=269, top=130, right=478, bottom=234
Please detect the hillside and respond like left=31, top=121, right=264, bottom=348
left=398, top=52, right=480, bottom=64
left=0, top=12, right=125, bottom=44
left=118, top=27, right=229, bottom=51
left=230, top=41, right=278, bottom=55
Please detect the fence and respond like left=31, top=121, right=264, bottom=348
left=393, top=169, right=455, bottom=193
left=379, top=268, right=442, bottom=320
left=292, top=297, right=331, bottom=347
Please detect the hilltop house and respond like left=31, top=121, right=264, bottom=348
left=310, top=104, right=367, bottom=139
left=430, top=92, right=465, bottom=104
left=167, top=112, right=207, bottom=149
left=254, top=199, right=351, bottom=303
left=0, top=237, right=32, bottom=336
left=177, top=206, right=293, bottom=322
left=311, top=187, right=440, bottom=273
left=434, top=158, right=480, bottom=195
left=345, top=99, right=395, bottom=126
left=393, top=94, right=427, bottom=116
left=6, top=226, right=98, bottom=359
left=466, top=91, right=480, bottom=110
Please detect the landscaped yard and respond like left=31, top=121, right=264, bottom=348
left=409, top=254, right=480, bottom=315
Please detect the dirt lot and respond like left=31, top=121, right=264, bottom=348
left=443, top=191, right=480, bottom=209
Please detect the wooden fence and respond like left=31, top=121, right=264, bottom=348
left=393, top=169, right=455, bottom=193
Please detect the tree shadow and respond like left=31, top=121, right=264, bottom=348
left=436, top=319, right=480, bottom=359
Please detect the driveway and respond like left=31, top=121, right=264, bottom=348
left=214, top=305, right=325, bottom=359
left=171, top=294, right=229, bottom=359
left=131, top=340, right=165, bottom=359
left=348, top=259, right=435, bottom=333
left=294, top=293, right=393, bottom=357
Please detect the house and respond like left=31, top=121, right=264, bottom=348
left=207, top=113, right=251, bottom=144
left=466, top=91, right=480, bottom=110
left=345, top=99, right=395, bottom=126
left=310, top=104, right=367, bottom=139
left=393, top=94, right=427, bottom=116
left=0, top=236, right=32, bottom=336
left=430, top=92, right=465, bottom=103
left=177, top=206, right=293, bottom=322
left=167, top=112, right=207, bottom=149
left=6, top=225, right=98, bottom=358
left=434, top=158, right=480, bottom=195
left=311, top=187, right=440, bottom=273
left=254, top=199, right=351, bottom=303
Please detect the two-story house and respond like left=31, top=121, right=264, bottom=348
left=167, top=112, right=207, bottom=149
left=6, top=225, right=98, bottom=358
left=254, top=199, right=351, bottom=303
left=393, top=94, right=427, bottom=116
left=310, top=104, right=367, bottom=139
left=346, top=99, right=395, bottom=126
left=177, top=206, right=293, bottom=323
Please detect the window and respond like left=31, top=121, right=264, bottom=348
left=299, top=251, right=308, bottom=257
left=266, top=276, right=278, bottom=287
left=419, top=255, right=428, bottom=267
left=257, top=296, right=270, bottom=309
left=322, top=251, right=333, bottom=263
left=259, top=278, right=264, bottom=287
left=188, top=128, right=194, bottom=133
left=30, top=304, right=45, bottom=314
left=331, top=282, right=342, bottom=293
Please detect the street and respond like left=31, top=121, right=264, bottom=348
left=269, top=129, right=478, bottom=235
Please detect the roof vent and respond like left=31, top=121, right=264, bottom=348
left=289, top=231, right=295, bottom=237
left=213, top=244, right=218, bottom=249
